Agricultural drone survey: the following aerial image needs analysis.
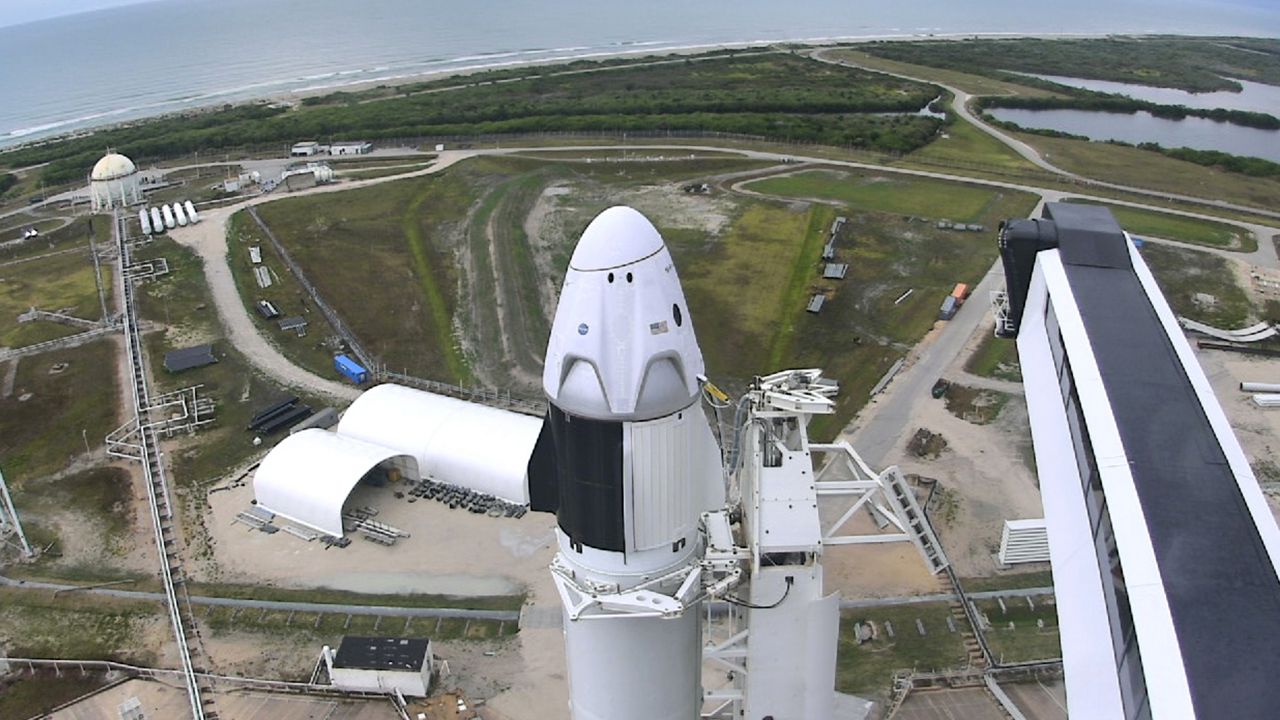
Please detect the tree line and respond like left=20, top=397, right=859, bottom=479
left=2, top=53, right=945, bottom=188
left=975, top=95, right=1280, bottom=131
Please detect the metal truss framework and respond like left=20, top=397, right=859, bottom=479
left=107, top=384, right=216, bottom=460
left=810, top=441, right=950, bottom=575
left=0, top=466, right=34, bottom=558
left=123, top=256, right=171, bottom=282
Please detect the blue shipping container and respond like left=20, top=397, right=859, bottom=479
left=334, top=354, right=369, bottom=384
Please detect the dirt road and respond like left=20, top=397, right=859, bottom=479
left=167, top=152, right=473, bottom=401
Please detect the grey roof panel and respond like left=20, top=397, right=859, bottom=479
left=1044, top=203, right=1132, bottom=269
left=1057, top=214, right=1280, bottom=718
left=333, top=636, right=429, bottom=671
left=163, top=344, right=216, bottom=372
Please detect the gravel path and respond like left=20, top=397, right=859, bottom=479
left=163, top=142, right=1278, bottom=415
left=0, top=573, right=517, bottom=619
left=166, top=152, right=473, bottom=402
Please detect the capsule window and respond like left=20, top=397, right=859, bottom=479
left=607, top=272, right=614, bottom=283
left=673, top=304, right=683, bottom=327
left=626, top=272, right=633, bottom=283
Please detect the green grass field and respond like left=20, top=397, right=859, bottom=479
left=185, top=581, right=525, bottom=612
left=837, top=603, right=970, bottom=698
left=0, top=587, right=162, bottom=663
left=0, top=340, right=119, bottom=485
left=1139, top=243, right=1255, bottom=328
left=964, top=332, right=1021, bottom=382
left=975, top=596, right=1062, bottom=664
left=13, top=466, right=135, bottom=553
left=226, top=211, right=339, bottom=381
left=0, top=673, right=108, bottom=720
left=1062, top=199, right=1252, bottom=251
left=0, top=251, right=108, bottom=348
left=1015, top=131, right=1280, bottom=212
left=231, top=155, right=1034, bottom=440
left=341, top=162, right=434, bottom=180
left=254, top=170, right=477, bottom=384
left=0, top=216, right=113, bottom=349
left=743, top=169, right=1004, bottom=223
left=828, top=49, right=1061, bottom=98
left=201, top=605, right=516, bottom=644
left=943, top=385, right=1011, bottom=425
left=671, top=202, right=823, bottom=381
left=132, top=237, right=329, bottom=490
left=905, top=116, right=1040, bottom=173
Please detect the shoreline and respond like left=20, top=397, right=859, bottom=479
left=0, top=30, right=1116, bottom=153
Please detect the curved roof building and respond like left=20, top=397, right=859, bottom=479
left=337, top=383, right=541, bottom=504
left=89, top=151, right=141, bottom=211
left=253, top=428, right=417, bottom=536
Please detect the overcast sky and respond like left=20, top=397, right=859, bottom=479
left=0, top=0, right=158, bottom=28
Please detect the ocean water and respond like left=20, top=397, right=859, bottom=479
left=1, top=0, right=1278, bottom=148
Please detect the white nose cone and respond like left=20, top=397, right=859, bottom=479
left=568, top=206, right=665, bottom=271
left=544, top=207, right=704, bottom=421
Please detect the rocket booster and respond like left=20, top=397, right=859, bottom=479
left=527, top=206, right=725, bottom=720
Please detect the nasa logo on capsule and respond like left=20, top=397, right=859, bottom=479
left=578, top=323, right=589, bottom=336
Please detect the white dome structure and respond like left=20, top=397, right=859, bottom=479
left=89, top=151, right=141, bottom=211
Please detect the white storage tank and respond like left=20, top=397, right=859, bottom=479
left=172, top=202, right=188, bottom=227
left=161, top=204, right=176, bottom=229
left=139, top=208, right=153, bottom=235
left=183, top=200, right=199, bottom=224
left=149, top=207, right=164, bottom=232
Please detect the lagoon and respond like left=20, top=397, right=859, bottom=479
left=988, top=107, right=1280, bottom=162
left=1027, top=74, right=1280, bottom=116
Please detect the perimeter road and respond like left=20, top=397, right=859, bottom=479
left=0, top=573, right=519, bottom=621
left=170, top=141, right=1278, bottom=411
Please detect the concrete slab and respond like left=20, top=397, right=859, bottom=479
left=49, top=678, right=399, bottom=720
left=894, top=687, right=1006, bottom=720
left=1004, top=678, right=1069, bottom=720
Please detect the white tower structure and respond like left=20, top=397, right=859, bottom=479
left=88, top=151, right=141, bottom=211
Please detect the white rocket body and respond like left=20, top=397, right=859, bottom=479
left=530, top=206, right=725, bottom=720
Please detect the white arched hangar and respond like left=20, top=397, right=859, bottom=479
left=253, top=429, right=417, bottom=537
left=336, top=383, right=542, bottom=504
left=252, top=384, right=543, bottom=537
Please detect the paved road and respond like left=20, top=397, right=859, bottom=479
left=0, top=573, right=518, bottom=620
left=838, top=584, right=1055, bottom=609
left=36, top=95, right=1258, bottom=409
left=523, top=585, right=1056, bottom=629
left=844, top=257, right=1009, bottom=468
left=161, top=141, right=1277, bottom=414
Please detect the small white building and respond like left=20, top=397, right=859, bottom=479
left=330, top=141, right=372, bottom=155
left=325, top=637, right=433, bottom=697
left=291, top=141, right=324, bottom=156
left=281, top=162, right=334, bottom=191
left=89, top=152, right=142, bottom=211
